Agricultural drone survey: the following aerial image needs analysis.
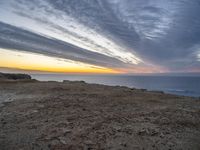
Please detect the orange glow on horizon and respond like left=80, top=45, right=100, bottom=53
left=0, top=49, right=119, bottom=74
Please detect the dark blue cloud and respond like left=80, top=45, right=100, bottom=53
left=0, top=0, right=200, bottom=72
left=0, top=21, right=127, bottom=68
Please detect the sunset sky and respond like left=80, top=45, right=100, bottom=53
left=0, top=0, right=200, bottom=74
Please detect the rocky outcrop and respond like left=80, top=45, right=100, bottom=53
left=0, top=72, right=31, bottom=80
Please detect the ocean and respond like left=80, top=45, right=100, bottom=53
left=31, top=74, right=200, bottom=97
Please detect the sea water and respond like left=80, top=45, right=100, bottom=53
left=31, top=74, right=200, bottom=97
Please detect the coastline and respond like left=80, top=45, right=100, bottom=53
left=0, top=77, right=200, bottom=149
left=31, top=74, right=200, bottom=98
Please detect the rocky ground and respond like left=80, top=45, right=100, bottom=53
left=0, top=79, right=200, bottom=150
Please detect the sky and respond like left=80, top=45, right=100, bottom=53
left=0, top=0, right=200, bottom=74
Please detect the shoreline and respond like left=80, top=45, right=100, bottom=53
left=1, top=77, right=197, bottom=100
left=31, top=74, right=200, bottom=98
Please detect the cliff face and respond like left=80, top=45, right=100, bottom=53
left=0, top=72, right=31, bottom=80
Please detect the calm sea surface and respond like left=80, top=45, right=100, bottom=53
left=31, top=74, right=200, bottom=97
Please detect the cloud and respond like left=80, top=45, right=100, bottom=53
left=0, top=21, right=129, bottom=69
left=0, top=0, right=200, bottom=73
left=11, top=0, right=142, bottom=64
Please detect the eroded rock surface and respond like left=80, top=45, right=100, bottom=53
left=0, top=80, right=200, bottom=150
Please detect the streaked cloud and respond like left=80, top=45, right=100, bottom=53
left=0, top=0, right=200, bottom=73
left=197, top=52, right=200, bottom=61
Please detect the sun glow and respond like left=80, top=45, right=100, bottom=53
left=0, top=49, right=119, bottom=74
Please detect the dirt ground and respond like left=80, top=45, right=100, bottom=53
left=0, top=79, right=200, bottom=150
